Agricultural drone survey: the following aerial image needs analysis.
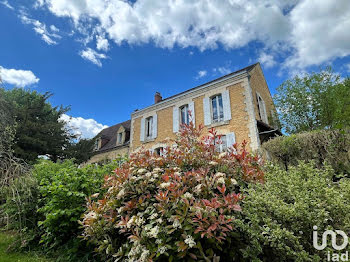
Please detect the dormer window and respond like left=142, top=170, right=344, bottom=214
left=146, top=116, right=153, bottom=139
left=180, top=104, right=189, bottom=125
left=117, top=132, right=123, bottom=144
left=211, top=94, right=224, bottom=122
left=94, top=138, right=101, bottom=151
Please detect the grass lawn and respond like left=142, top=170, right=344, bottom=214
left=0, top=231, right=50, bottom=262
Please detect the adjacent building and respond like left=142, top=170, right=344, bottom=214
left=87, top=120, right=131, bottom=163
left=89, top=63, right=280, bottom=163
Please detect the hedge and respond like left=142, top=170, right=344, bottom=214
left=262, top=129, right=350, bottom=174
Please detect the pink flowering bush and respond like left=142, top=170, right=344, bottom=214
left=82, top=122, right=264, bottom=261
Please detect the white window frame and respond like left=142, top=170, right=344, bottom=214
left=214, top=135, right=227, bottom=153
left=145, top=116, right=153, bottom=139
left=117, top=132, right=123, bottom=144
left=211, top=94, right=224, bottom=123
left=180, top=104, right=189, bottom=125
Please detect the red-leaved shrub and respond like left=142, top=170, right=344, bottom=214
left=82, top=122, right=264, bottom=261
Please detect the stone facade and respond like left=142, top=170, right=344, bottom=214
left=130, top=63, right=277, bottom=153
left=86, top=146, right=129, bottom=164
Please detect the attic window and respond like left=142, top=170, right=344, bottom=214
left=94, top=138, right=100, bottom=151
left=117, top=132, right=123, bottom=144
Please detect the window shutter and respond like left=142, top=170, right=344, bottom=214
left=188, top=102, right=195, bottom=125
left=258, top=94, right=268, bottom=124
left=226, top=132, right=236, bottom=149
left=173, top=107, right=179, bottom=133
left=152, top=114, right=158, bottom=138
left=140, top=117, right=145, bottom=142
left=203, top=97, right=211, bottom=126
left=262, top=99, right=268, bottom=124
left=222, top=90, right=232, bottom=121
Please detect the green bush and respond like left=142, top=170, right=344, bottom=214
left=1, top=158, right=124, bottom=261
left=33, top=159, right=121, bottom=260
left=262, top=129, right=350, bottom=174
left=234, top=162, right=350, bottom=261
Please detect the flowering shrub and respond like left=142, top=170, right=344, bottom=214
left=82, top=123, right=264, bottom=261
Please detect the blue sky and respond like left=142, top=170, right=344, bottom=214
left=1, top=0, right=350, bottom=138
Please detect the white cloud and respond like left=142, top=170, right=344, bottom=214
left=0, top=66, right=39, bottom=87
left=20, top=13, right=61, bottom=45
left=96, top=35, right=109, bottom=51
left=196, top=70, right=207, bottom=79
left=258, top=51, right=276, bottom=68
left=286, top=0, right=350, bottom=69
left=213, top=66, right=231, bottom=75
left=34, top=0, right=350, bottom=71
left=60, top=114, right=108, bottom=139
left=50, top=24, right=59, bottom=32
left=1, top=0, right=14, bottom=10
left=79, top=48, right=107, bottom=67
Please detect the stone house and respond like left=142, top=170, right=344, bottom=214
left=89, top=63, right=280, bottom=163
left=130, top=63, right=280, bottom=154
left=87, top=120, right=131, bottom=163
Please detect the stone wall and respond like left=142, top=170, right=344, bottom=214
left=86, top=146, right=129, bottom=164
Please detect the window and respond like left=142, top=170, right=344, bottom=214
left=155, top=147, right=163, bottom=156
left=257, top=93, right=268, bottom=123
left=94, top=138, right=100, bottom=151
left=214, top=135, right=227, bottom=153
left=180, top=104, right=189, bottom=125
left=211, top=94, right=224, bottom=122
left=117, top=132, right=123, bottom=144
left=146, top=116, right=153, bottom=138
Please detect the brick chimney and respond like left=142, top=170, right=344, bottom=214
left=154, top=92, right=162, bottom=103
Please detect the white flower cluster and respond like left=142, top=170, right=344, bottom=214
left=160, top=182, right=171, bottom=188
left=231, top=178, right=238, bottom=185
left=184, top=235, right=196, bottom=248
left=137, top=168, right=147, bottom=174
left=214, top=172, right=226, bottom=185
left=183, top=192, right=193, bottom=199
left=194, top=184, right=202, bottom=194
left=127, top=242, right=149, bottom=262
left=146, top=225, right=159, bottom=238
left=117, top=188, right=126, bottom=199
left=149, top=213, right=158, bottom=220
left=157, top=246, right=167, bottom=254
left=217, top=177, right=225, bottom=184
left=85, top=211, right=97, bottom=220
left=172, top=219, right=182, bottom=229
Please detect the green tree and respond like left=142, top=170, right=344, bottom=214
left=1, top=88, right=75, bottom=163
left=274, top=67, right=350, bottom=134
left=63, top=138, right=96, bottom=164
left=0, top=88, right=15, bottom=154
